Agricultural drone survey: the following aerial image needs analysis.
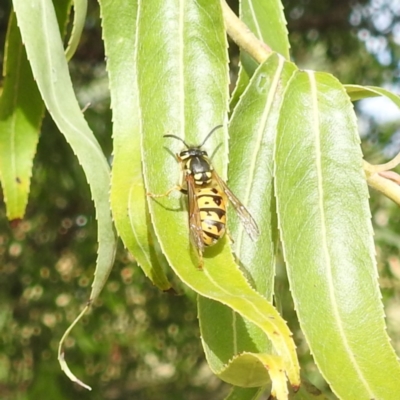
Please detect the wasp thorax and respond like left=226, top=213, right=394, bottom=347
left=185, top=155, right=213, bottom=185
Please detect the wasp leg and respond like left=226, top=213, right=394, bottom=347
left=147, top=185, right=183, bottom=198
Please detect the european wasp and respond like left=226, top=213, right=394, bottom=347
left=149, top=125, right=259, bottom=268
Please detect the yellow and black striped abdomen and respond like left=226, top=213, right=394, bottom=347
left=196, top=187, right=226, bottom=246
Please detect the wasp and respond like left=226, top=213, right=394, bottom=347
left=149, top=125, right=259, bottom=268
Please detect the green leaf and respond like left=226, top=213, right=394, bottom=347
left=138, top=0, right=299, bottom=391
left=0, top=12, right=43, bottom=219
left=231, top=0, right=290, bottom=109
left=244, top=0, right=290, bottom=58
left=229, top=54, right=296, bottom=293
left=199, top=54, right=297, bottom=396
left=101, top=0, right=171, bottom=291
left=13, top=0, right=115, bottom=301
left=345, top=84, right=400, bottom=104
left=0, top=1, right=72, bottom=220
left=64, top=0, right=88, bottom=61
left=230, top=67, right=250, bottom=112
left=240, top=0, right=290, bottom=73
left=13, top=0, right=116, bottom=387
left=275, top=70, right=400, bottom=399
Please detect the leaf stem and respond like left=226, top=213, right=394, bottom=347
left=365, top=170, right=400, bottom=207
left=363, top=155, right=400, bottom=174
left=364, top=161, right=400, bottom=206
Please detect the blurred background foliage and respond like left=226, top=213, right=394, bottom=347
left=0, top=0, right=399, bottom=399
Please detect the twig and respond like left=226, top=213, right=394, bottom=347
left=220, top=0, right=271, bottom=64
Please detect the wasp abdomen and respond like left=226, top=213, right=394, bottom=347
left=196, top=187, right=226, bottom=247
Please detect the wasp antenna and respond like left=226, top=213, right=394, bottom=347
left=200, top=125, right=223, bottom=147
left=163, top=134, right=190, bottom=148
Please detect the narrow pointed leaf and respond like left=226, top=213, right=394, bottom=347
left=200, top=54, right=298, bottom=395
left=275, top=70, right=400, bottom=399
left=231, top=0, right=290, bottom=109
left=240, top=0, right=290, bottom=74
left=230, top=68, right=250, bottom=112
left=138, top=0, right=299, bottom=388
left=101, top=0, right=171, bottom=290
left=64, top=0, right=87, bottom=61
left=0, top=12, right=43, bottom=219
left=229, top=53, right=296, bottom=293
left=13, top=0, right=116, bottom=386
left=0, top=0, right=70, bottom=220
left=242, top=0, right=290, bottom=58
left=345, top=84, right=400, bottom=104
left=13, top=0, right=116, bottom=302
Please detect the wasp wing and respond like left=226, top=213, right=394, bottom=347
left=212, top=171, right=260, bottom=241
left=186, top=174, right=205, bottom=256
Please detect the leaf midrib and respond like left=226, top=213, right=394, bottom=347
left=235, top=55, right=285, bottom=257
